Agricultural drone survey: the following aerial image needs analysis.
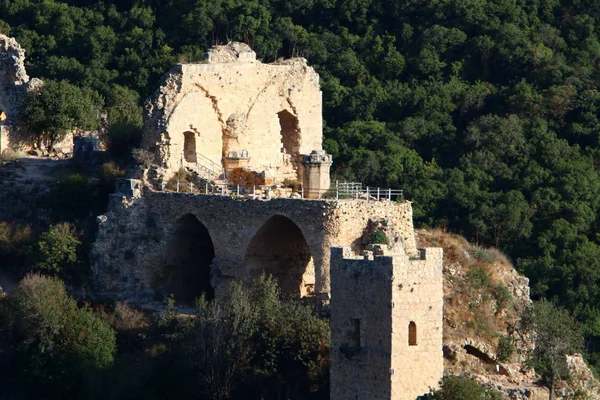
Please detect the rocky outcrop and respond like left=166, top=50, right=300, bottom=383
left=418, top=229, right=600, bottom=399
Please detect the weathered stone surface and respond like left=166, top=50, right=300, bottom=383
left=142, top=42, right=329, bottom=193
left=329, top=246, right=444, bottom=400
left=91, top=182, right=418, bottom=302
left=0, top=34, right=42, bottom=122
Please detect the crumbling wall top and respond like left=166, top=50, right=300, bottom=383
left=204, top=42, right=257, bottom=64
left=0, top=34, right=43, bottom=122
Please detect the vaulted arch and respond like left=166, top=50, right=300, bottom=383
left=244, top=215, right=315, bottom=297
left=163, top=213, right=215, bottom=304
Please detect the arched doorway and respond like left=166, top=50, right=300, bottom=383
left=244, top=215, right=315, bottom=298
left=183, top=131, right=197, bottom=163
left=164, top=214, right=215, bottom=303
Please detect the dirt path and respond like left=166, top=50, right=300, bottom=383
left=13, top=156, right=70, bottom=181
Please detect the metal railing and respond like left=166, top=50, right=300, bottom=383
left=157, top=179, right=404, bottom=202
left=181, top=151, right=225, bottom=180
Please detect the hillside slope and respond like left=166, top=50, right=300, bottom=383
left=417, top=229, right=600, bottom=399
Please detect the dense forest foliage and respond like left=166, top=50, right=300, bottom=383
left=3, top=0, right=600, bottom=370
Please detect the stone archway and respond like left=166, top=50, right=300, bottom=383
left=244, top=215, right=315, bottom=298
left=164, top=213, right=215, bottom=303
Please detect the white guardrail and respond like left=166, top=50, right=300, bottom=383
left=156, top=180, right=404, bottom=202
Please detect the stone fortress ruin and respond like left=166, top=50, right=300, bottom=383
left=0, top=33, right=445, bottom=399
left=142, top=42, right=331, bottom=197
left=91, top=42, right=445, bottom=400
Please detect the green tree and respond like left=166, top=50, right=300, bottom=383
left=521, top=300, right=584, bottom=400
left=19, top=80, right=100, bottom=151
left=0, top=274, right=116, bottom=398
left=29, top=223, right=81, bottom=277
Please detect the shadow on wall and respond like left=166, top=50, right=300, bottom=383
left=162, top=213, right=215, bottom=304
left=244, top=215, right=314, bottom=298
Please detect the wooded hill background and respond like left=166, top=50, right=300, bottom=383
left=3, top=0, right=600, bottom=368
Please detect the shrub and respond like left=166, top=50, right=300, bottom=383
left=165, top=168, right=192, bottom=192
left=106, top=122, right=142, bottom=161
left=28, top=223, right=83, bottom=279
left=0, top=221, right=33, bottom=273
left=496, top=335, right=514, bottom=363
left=0, top=148, right=22, bottom=163
left=99, top=161, right=125, bottom=190
left=132, top=147, right=155, bottom=168
left=0, top=274, right=116, bottom=397
left=467, top=266, right=490, bottom=290
left=421, top=375, right=506, bottom=399
left=282, top=178, right=301, bottom=192
left=368, top=229, right=389, bottom=245
left=46, top=172, right=93, bottom=221
left=227, top=167, right=264, bottom=189
left=469, top=246, right=495, bottom=263
left=492, top=284, right=513, bottom=309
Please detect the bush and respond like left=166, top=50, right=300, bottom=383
left=421, top=375, right=506, bottom=399
left=180, top=275, right=330, bottom=399
left=165, top=168, right=192, bottom=192
left=0, top=221, right=33, bottom=273
left=46, top=172, right=93, bottom=221
left=132, top=147, right=155, bottom=168
left=28, top=223, right=84, bottom=280
left=368, top=229, right=389, bottom=244
left=467, top=266, right=490, bottom=290
left=0, top=274, right=116, bottom=396
left=228, top=167, right=264, bottom=189
left=106, top=122, right=142, bottom=162
left=99, top=161, right=125, bottom=190
left=282, top=178, right=301, bottom=192
left=492, top=284, right=512, bottom=309
left=496, top=335, right=514, bottom=363
left=469, top=246, right=495, bottom=263
left=0, top=148, right=22, bottom=163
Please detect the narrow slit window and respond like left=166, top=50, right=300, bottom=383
left=183, top=131, right=197, bottom=163
left=409, top=321, right=417, bottom=346
left=352, top=318, right=361, bottom=348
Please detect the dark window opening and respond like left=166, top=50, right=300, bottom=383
left=183, top=131, right=197, bottom=163
left=352, top=318, right=361, bottom=348
left=277, top=110, right=300, bottom=155
left=409, top=321, right=417, bottom=346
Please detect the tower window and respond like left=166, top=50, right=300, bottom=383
left=409, top=321, right=417, bottom=346
left=352, top=318, right=361, bottom=348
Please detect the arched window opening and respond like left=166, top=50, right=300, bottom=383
left=409, top=321, right=417, bottom=346
left=277, top=110, right=300, bottom=155
left=244, top=215, right=315, bottom=297
left=163, top=214, right=215, bottom=304
left=183, top=131, right=197, bottom=163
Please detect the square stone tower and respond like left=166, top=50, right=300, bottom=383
left=330, top=246, right=443, bottom=400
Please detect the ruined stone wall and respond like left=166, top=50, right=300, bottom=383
left=91, top=181, right=418, bottom=303
left=0, top=35, right=42, bottom=122
left=0, top=34, right=43, bottom=152
left=329, top=247, right=444, bottom=400
left=142, top=43, right=323, bottom=183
